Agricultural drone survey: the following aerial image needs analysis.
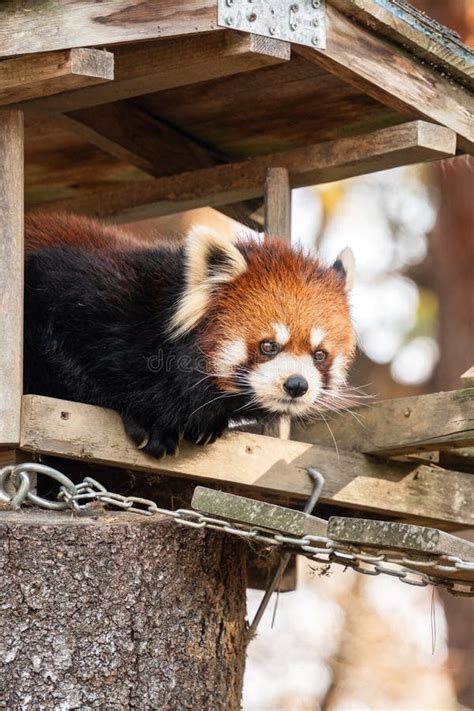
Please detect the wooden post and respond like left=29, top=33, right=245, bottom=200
left=0, top=510, right=248, bottom=709
left=0, top=109, right=23, bottom=447
left=264, top=167, right=292, bottom=440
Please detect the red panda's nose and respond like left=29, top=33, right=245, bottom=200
left=283, top=375, right=308, bottom=398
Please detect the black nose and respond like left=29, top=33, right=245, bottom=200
left=283, top=375, right=308, bottom=399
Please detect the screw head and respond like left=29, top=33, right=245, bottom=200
left=248, top=11, right=257, bottom=21
left=312, top=17, right=319, bottom=26
left=291, top=3, right=299, bottom=11
left=226, top=0, right=233, bottom=5
left=269, top=26, right=276, bottom=35
left=312, top=0, right=321, bottom=7
left=312, top=35, right=320, bottom=45
left=226, top=16, right=234, bottom=25
left=290, top=20, right=298, bottom=30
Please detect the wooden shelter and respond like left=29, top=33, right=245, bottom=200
left=0, top=2, right=473, bottom=705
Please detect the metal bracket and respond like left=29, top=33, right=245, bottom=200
left=217, top=0, right=326, bottom=49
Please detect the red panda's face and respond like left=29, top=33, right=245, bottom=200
left=169, top=228, right=356, bottom=419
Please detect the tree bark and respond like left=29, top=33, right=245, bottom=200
left=0, top=510, right=248, bottom=710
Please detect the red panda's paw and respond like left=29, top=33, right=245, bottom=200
left=184, top=420, right=228, bottom=447
left=122, top=414, right=179, bottom=459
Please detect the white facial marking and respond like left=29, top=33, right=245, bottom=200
left=330, top=353, right=347, bottom=387
left=272, top=322, right=290, bottom=347
left=215, top=339, right=247, bottom=377
left=310, top=327, right=327, bottom=350
left=249, top=353, right=322, bottom=416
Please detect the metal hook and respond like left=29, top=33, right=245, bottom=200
left=247, top=467, right=325, bottom=640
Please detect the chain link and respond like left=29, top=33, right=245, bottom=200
left=2, top=463, right=473, bottom=597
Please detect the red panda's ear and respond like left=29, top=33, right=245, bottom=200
left=332, top=247, right=355, bottom=291
left=167, top=226, right=247, bottom=339
left=186, top=225, right=247, bottom=289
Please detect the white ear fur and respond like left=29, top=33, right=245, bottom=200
left=167, top=225, right=247, bottom=338
left=333, top=247, right=355, bottom=291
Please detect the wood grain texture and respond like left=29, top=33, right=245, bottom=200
left=36, top=121, right=456, bottom=222
left=292, top=388, right=474, bottom=457
left=0, top=49, right=113, bottom=107
left=263, top=168, right=292, bottom=440
left=0, top=110, right=23, bottom=446
left=297, top=4, right=474, bottom=152
left=0, top=1, right=218, bottom=58
left=17, top=33, right=290, bottom=114
left=330, top=0, right=474, bottom=90
left=63, top=101, right=220, bottom=178
left=19, top=395, right=474, bottom=528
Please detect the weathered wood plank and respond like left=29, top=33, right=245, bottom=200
left=0, top=1, right=217, bottom=58
left=264, top=167, right=292, bottom=241
left=263, top=167, right=292, bottom=440
left=192, top=487, right=328, bottom=537
left=16, top=33, right=290, bottom=114
left=292, top=388, right=474, bottom=457
left=297, top=4, right=474, bottom=152
left=0, top=49, right=114, bottom=107
left=62, top=102, right=220, bottom=178
left=330, top=0, right=474, bottom=90
left=461, top=366, right=474, bottom=388
left=19, top=395, right=474, bottom=528
left=35, top=121, right=456, bottom=222
left=0, top=111, right=23, bottom=447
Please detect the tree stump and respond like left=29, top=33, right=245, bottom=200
left=0, top=510, right=248, bottom=710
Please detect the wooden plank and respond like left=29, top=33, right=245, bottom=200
left=62, top=102, right=220, bottom=178
left=461, top=366, right=474, bottom=388
left=192, top=487, right=328, bottom=537
left=0, top=111, right=23, bottom=447
left=16, top=33, right=290, bottom=114
left=35, top=121, right=457, bottom=223
left=0, top=1, right=217, bottom=58
left=292, top=388, right=474, bottom=458
left=297, top=4, right=474, bottom=152
left=0, top=49, right=114, bottom=107
left=330, top=0, right=474, bottom=90
left=19, top=395, right=474, bottom=528
left=263, top=167, right=292, bottom=440
left=264, top=167, right=292, bottom=240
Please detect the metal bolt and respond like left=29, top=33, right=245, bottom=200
left=312, top=0, right=321, bottom=7
left=226, top=0, right=233, bottom=5
left=269, top=26, right=276, bottom=35
left=312, top=17, right=319, bottom=26
left=226, top=16, right=234, bottom=25
left=312, top=35, right=320, bottom=45
left=290, top=20, right=298, bottom=30
left=291, top=3, right=299, bottom=11
left=248, top=12, right=257, bottom=22
left=404, top=408, right=412, bottom=418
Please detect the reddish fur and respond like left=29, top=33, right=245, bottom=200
left=25, top=212, right=148, bottom=254
left=200, top=237, right=355, bottom=374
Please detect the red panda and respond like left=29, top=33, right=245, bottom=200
left=24, top=212, right=356, bottom=458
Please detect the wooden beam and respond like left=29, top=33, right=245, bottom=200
left=291, top=388, right=474, bottom=458
left=62, top=103, right=261, bottom=227
left=263, top=167, right=292, bottom=440
left=62, top=102, right=220, bottom=178
left=0, top=1, right=217, bottom=58
left=19, top=395, right=474, bottom=528
left=0, top=110, right=23, bottom=447
left=16, top=33, right=290, bottom=114
left=297, top=4, right=474, bottom=152
left=35, top=121, right=456, bottom=223
left=0, top=49, right=114, bottom=107
left=330, top=0, right=474, bottom=91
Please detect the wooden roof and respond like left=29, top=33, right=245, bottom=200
left=0, top=0, right=472, bottom=220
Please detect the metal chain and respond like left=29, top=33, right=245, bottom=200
left=2, top=462, right=473, bottom=597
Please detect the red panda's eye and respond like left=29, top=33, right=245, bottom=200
left=314, top=349, right=327, bottom=363
left=260, top=340, right=280, bottom=357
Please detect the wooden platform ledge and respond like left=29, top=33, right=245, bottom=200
left=19, top=395, right=473, bottom=530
